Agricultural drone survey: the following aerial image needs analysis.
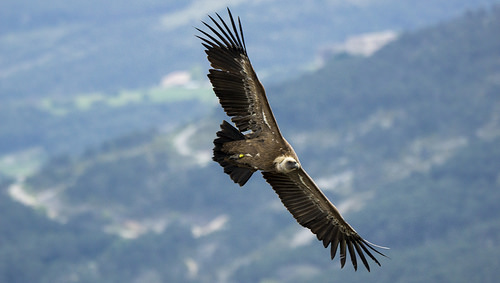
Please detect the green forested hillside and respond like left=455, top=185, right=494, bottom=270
left=2, top=0, right=499, bottom=100
left=1, top=5, right=500, bottom=283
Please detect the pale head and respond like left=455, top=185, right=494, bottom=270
left=275, top=156, right=300, bottom=173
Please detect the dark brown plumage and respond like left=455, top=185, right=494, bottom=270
left=197, top=8, right=386, bottom=271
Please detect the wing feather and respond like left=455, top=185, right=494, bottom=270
left=330, top=229, right=341, bottom=259
left=262, top=169, right=385, bottom=271
left=346, top=239, right=357, bottom=270
left=197, top=8, right=280, bottom=135
left=340, top=236, right=347, bottom=268
left=354, top=239, right=370, bottom=271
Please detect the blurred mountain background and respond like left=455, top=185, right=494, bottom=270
left=1, top=1, right=500, bottom=282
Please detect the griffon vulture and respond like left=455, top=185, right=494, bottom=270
left=197, top=8, right=386, bottom=271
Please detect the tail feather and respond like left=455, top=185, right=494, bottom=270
left=213, top=120, right=255, bottom=186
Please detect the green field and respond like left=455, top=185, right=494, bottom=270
left=38, top=85, right=214, bottom=116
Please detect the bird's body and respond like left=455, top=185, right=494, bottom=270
left=197, top=8, right=386, bottom=271
left=219, top=122, right=298, bottom=171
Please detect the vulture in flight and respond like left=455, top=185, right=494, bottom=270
left=197, top=8, right=386, bottom=271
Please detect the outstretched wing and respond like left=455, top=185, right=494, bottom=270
left=197, top=8, right=280, bottom=135
left=262, top=169, right=386, bottom=271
